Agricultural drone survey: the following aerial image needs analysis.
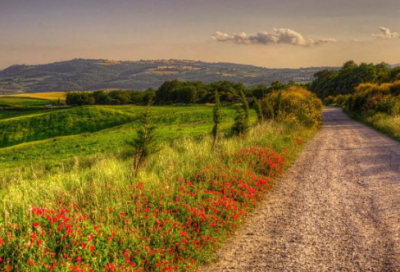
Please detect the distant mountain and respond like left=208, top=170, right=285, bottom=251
left=0, top=59, right=338, bottom=93
left=391, top=63, right=400, bottom=68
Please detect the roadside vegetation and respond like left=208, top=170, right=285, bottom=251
left=311, top=61, right=400, bottom=141
left=0, top=86, right=322, bottom=271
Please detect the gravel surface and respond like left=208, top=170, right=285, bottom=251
left=199, top=107, right=400, bottom=272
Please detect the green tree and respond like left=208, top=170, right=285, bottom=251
left=212, top=91, right=222, bottom=149
left=231, top=90, right=250, bottom=136
left=263, top=99, right=275, bottom=120
left=253, top=96, right=263, bottom=123
left=252, top=84, right=268, bottom=99
left=274, top=91, right=282, bottom=119
left=127, top=100, right=159, bottom=177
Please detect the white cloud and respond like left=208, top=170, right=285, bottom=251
left=211, top=28, right=336, bottom=47
left=373, top=27, right=400, bottom=39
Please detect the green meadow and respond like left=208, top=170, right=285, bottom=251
left=0, top=96, right=56, bottom=107
left=0, top=103, right=257, bottom=177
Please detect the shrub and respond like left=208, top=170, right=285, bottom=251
left=261, top=86, right=323, bottom=127
left=346, top=81, right=400, bottom=114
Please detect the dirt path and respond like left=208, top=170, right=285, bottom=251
left=200, top=107, right=400, bottom=272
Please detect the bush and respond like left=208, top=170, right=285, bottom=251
left=345, top=81, right=400, bottom=114
left=261, top=86, right=323, bottom=127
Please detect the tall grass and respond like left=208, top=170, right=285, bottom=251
left=0, top=121, right=316, bottom=271
left=0, top=89, right=321, bottom=271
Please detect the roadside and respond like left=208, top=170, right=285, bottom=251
left=200, top=107, right=400, bottom=271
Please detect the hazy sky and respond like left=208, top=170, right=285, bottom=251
left=1, top=0, right=399, bottom=69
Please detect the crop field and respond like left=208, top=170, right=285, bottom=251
left=11, top=92, right=66, bottom=101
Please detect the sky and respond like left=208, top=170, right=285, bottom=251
left=1, top=0, right=400, bottom=69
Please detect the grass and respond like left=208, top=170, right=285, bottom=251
left=345, top=111, right=400, bottom=141
left=0, top=106, right=143, bottom=148
left=0, top=105, right=256, bottom=174
left=0, top=96, right=56, bottom=107
left=0, top=120, right=317, bottom=271
left=0, top=110, right=50, bottom=120
left=0, top=90, right=321, bottom=271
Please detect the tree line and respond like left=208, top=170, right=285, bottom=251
left=66, top=80, right=310, bottom=106
left=311, top=61, right=400, bottom=99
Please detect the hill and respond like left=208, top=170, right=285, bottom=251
left=0, top=105, right=256, bottom=173
left=0, top=59, right=336, bottom=93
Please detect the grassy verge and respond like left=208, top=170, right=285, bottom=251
left=0, top=121, right=316, bottom=271
left=344, top=110, right=400, bottom=141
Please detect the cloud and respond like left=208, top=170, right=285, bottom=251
left=211, top=28, right=336, bottom=47
left=373, top=27, right=399, bottom=39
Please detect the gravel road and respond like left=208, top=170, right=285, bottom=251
left=200, top=107, right=400, bottom=272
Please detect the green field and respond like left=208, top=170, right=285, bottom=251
left=0, top=96, right=56, bottom=107
left=0, top=104, right=256, bottom=175
left=0, top=109, right=49, bottom=120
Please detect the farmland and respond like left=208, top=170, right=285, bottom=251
left=10, top=92, right=66, bottom=101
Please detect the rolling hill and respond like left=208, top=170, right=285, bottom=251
left=0, top=59, right=337, bottom=93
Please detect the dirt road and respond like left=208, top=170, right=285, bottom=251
left=200, top=107, right=400, bottom=271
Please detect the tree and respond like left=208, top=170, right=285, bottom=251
left=274, top=91, right=282, bottom=119
left=241, top=90, right=249, bottom=119
left=231, top=90, right=250, bottom=136
left=212, top=91, right=222, bottom=149
left=253, top=96, right=263, bottom=123
left=127, top=100, right=159, bottom=177
left=262, top=99, right=275, bottom=120
left=252, top=84, right=268, bottom=99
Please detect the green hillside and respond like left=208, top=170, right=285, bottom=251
left=0, top=104, right=257, bottom=174
left=0, top=96, right=56, bottom=107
